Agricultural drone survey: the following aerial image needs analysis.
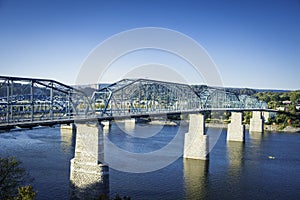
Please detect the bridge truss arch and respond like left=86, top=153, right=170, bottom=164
left=91, top=79, right=268, bottom=116
left=91, top=79, right=201, bottom=116
left=0, top=76, right=91, bottom=125
left=0, top=76, right=269, bottom=128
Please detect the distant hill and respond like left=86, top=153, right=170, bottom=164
left=0, top=81, right=292, bottom=98
left=190, top=85, right=293, bottom=96
left=255, top=89, right=291, bottom=93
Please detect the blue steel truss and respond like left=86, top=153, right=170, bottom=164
left=91, top=78, right=268, bottom=117
left=0, top=76, right=268, bottom=126
left=0, top=76, right=91, bottom=124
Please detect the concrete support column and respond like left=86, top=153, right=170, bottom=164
left=101, top=121, right=111, bottom=130
left=184, top=114, right=209, bottom=160
left=70, top=122, right=109, bottom=199
left=250, top=111, right=264, bottom=133
left=61, top=123, right=76, bottom=132
left=227, top=112, right=245, bottom=142
left=125, top=118, right=135, bottom=130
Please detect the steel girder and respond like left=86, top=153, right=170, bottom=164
left=194, top=86, right=268, bottom=109
left=0, top=76, right=268, bottom=125
left=91, top=79, right=267, bottom=116
left=0, top=76, right=91, bottom=124
left=91, top=79, right=200, bottom=116
left=91, top=79, right=268, bottom=116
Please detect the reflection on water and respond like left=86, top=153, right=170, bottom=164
left=124, top=120, right=135, bottom=132
left=249, top=131, right=263, bottom=142
left=227, top=141, right=245, bottom=177
left=184, top=158, right=209, bottom=200
left=246, top=132, right=267, bottom=160
left=60, top=125, right=76, bottom=154
left=1, top=125, right=300, bottom=199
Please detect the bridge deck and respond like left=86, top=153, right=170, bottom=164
left=0, top=108, right=276, bottom=131
left=0, top=76, right=274, bottom=131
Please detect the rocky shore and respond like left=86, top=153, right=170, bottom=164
left=264, top=125, right=300, bottom=133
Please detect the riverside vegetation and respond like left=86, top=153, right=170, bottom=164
left=0, top=157, right=37, bottom=200
left=200, top=88, right=300, bottom=131
left=254, top=90, right=300, bottom=129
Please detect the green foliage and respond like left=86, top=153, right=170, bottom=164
left=0, top=157, right=36, bottom=200
left=16, top=185, right=37, bottom=200
left=265, top=117, right=275, bottom=125
left=224, top=112, right=231, bottom=120
left=275, top=114, right=287, bottom=124
left=255, top=90, right=300, bottom=105
left=290, top=91, right=300, bottom=104
left=267, top=101, right=279, bottom=109
left=243, top=111, right=252, bottom=124
left=254, top=90, right=300, bottom=128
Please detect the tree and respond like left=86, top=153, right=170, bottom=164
left=0, top=157, right=36, bottom=199
left=243, top=111, right=252, bottom=124
left=290, top=91, right=300, bottom=104
left=16, top=185, right=37, bottom=200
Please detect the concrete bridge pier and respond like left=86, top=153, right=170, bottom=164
left=70, top=122, right=109, bottom=199
left=101, top=121, right=111, bottom=131
left=250, top=111, right=264, bottom=133
left=124, top=118, right=135, bottom=130
left=184, top=114, right=209, bottom=160
left=227, top=112, right=245, bottom=142
left=61, top=123, right=76, bottom=132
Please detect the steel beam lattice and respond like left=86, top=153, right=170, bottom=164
left=0, top=76, right=269, bottom=128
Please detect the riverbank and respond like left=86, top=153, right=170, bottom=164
left=144, top=120, right=300, bottom=133
left=207, top=123, right=300, bottom=133
left=264, top=125, right=300, bottom=133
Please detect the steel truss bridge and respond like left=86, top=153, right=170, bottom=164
left=0, top=76, right=271, bottom=130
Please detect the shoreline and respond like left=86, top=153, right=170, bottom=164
left=144, top=120, right=300, bottom=133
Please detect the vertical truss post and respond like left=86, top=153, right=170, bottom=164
left=121, top=89, right=124, bottom=115
left=159, top=85, right=162, bottom=112
left=138, top=82, right=141, bottom=113
left=146, top=85, right=148, bottom=112
left=6, top=80, right=10, bottom=123
left=50, top=81, right=53, bottom=120
left=10, top=80, right=13, bottom=122
left=110, top=104, right=112, bottom=116
left=188, top=91, right=191, bottom=110
left=67, top=90, right=71, bottom=119
left=175, top=90, right=178, bottom=110
left=30, top=80, right=34, bottom=122
left=152, top=85, right=155, bottom=111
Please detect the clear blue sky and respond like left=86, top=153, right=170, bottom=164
left=0, top=0, right=299, bottom=90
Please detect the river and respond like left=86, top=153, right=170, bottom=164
left=0, top=123, right=300, bottom=199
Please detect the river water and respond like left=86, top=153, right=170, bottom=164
left=0, top=123, right=300, bottom=200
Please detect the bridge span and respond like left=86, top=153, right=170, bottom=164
left=0, top=76, right=274, bottom=130
left=1, top=76, right=277, bottom=199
